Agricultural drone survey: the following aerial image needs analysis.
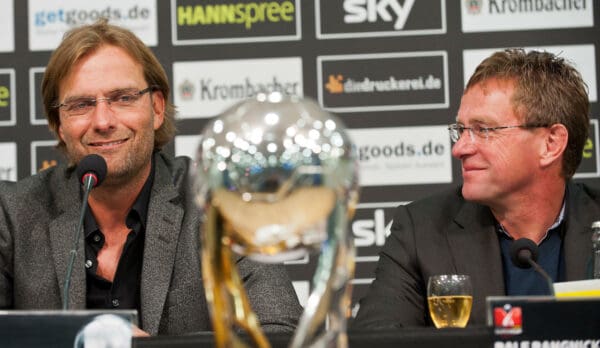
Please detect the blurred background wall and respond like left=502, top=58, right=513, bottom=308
left=0, top=0, right=598, bottom=313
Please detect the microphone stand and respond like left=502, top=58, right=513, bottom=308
left=525, top=257, right=556, bottom=297
left=62, top=175, right=95, bottom=310
left=512, top=238, right=557, bottom=297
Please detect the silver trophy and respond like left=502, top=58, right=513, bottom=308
left=192, top=93, right=359, bottom=348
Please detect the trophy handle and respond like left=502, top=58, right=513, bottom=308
left=201, top=204, right=271, bottom=348
left=289, top=201, right=356, bottom=348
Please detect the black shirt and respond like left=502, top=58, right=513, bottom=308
left=84, top=164, right=154, bottom=315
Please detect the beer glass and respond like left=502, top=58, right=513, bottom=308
left=427, top=274, right=473, bottom=328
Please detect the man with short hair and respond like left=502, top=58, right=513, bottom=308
left=354, top=48, right=600, bottom=328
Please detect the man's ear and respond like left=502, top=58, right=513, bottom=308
left=58, top=122, right=65, bottom=142
left=152, top=90, right=165, bottom=130
left=539, top=123, right=568, bottom=168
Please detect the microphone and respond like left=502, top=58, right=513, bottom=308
left=76, top=154, right=108, bottom=190
left=510, top=238, right=555, bottom=296
left=63, top=154, right=107, bottom=310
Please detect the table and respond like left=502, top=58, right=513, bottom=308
left=134, top=326, right=494, bottom=348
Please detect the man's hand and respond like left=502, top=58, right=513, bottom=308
left=132, top=325, right=150, bottom=337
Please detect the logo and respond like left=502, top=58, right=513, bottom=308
left=178, top=80, right=195, bottom=101
left=316, top=0, right=446, bottom=39
left=583, top=138, right=593, bottom=159
left=318, top=51, right=448, bottom=113
left=198, top=77, right=300, bottom=101
left=461, top=0, right=593, bottom=32
left=344, top=0, right=416, bottom=30
left=493, top=304, right=523, bottom=335
left=348, top=126, right=452, bottom=186
left=28, top=0, right=157, bottom=51
left=0, top=69, right=16, bottom=126
left=352, top=202, right=400, bottom=253
left=574, top=119, right=599, bottom=179
left=284, top=201, right=407, bottom=314
left=173, top=57, right=303, bottom=119
left=172, top=0, right=300, bottom=45
left=325, top=75, right=344, bottom=94
left=0, top=86, right=8, bottom=107
left=40, top=160, right=58, bottom=171
left=324, top=74, right=442, bottom=94
left=465, top=0, right=482, bottom=14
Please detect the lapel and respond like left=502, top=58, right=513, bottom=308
left=563, top=183, right=600, bottom=280
left=447, top=199, right=505, bottom=322
left=48, top=167, right=87, bottom=309
left=140, top=155, right=185, bottom=335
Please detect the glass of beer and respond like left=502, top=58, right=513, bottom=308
left=427, top=274, right=473, bottom=328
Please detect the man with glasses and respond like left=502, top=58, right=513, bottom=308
left=0, top=20, right=302, bottom=336
left=354, top=48, right=600, bottom=328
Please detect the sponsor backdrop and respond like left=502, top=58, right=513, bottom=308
left=1, top=0, right=599, bottom=316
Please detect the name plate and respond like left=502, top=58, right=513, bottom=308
left=0, top=310, right=137, bottom=348
left=487, top=296, right=600, bottom=347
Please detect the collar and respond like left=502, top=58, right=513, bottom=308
left=83, top=157, right=155, bottom=237
left=497, top=195, right=566, bottom=243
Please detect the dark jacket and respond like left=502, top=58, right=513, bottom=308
left=354, top=183, right=600, bottom=329
left=0, top=151, right=302, bottom=335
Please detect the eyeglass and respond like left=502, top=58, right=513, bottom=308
left=54, top=86, right=157, bottom=117
left=447, top=123, right=548, bottom=143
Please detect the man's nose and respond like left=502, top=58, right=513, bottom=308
left=88, top=99, right=117, bottom=129
left=451, top=131, right=477, bottom=158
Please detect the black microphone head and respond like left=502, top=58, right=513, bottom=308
left=76, top=154, right=107, bottom=187
left=510, top=238, right=539, bottom=269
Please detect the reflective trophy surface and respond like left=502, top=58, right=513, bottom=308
left=192, top=93, right=359, bottom=348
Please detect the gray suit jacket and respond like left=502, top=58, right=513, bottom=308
left=353, top=183, right=600, bottom=329
left=0, top=151, right=302, bottom=335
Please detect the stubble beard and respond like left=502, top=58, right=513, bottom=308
left=102, top=133, right=155, bottom=189
left=65, top=131, right=155, bottom=189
